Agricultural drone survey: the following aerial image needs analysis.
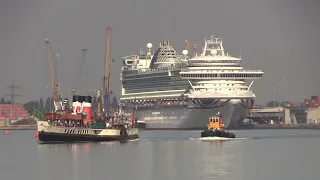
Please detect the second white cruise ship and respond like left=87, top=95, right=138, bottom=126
left=180, top=35, right=264, bottom=129
left=120, top=36, right=264, bottom=129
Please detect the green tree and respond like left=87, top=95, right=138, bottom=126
left=23, top=101, right=35, bottom=115
left=266, top=101, right=280, bottom=107
left=0, top=97, right=5, bottom=104
left=92, top=95, right=97, bottom=113
left=35, top=100, right=39, bottom=110
left=111, top=95, right=119, bottom=110
left=50, top=97, right=54, bottom=112
left=39, top=97, right=44, bottom=113
left=44, top=97, right=51, bottom=112
left=266, top=100, right=293, bottom=107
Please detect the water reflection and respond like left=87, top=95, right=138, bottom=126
left=7, top=130, right=320, bottom=180
left=37, top=140, right=140, bottom=152
left=199, top=140, right=244, bottom=180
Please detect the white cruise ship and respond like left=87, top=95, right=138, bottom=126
left=120, top=41, right=190, bottom=129
left=120, top=36, right=263, bottom=129
left=180, top=35, right=264, bottom=128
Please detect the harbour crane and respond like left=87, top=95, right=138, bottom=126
left=184, top=40, right=190, bottom=51
left=184, top=40, right=190, bottom=58
left=103, top=27, right=112, bottom=113
left=192, top=44, right=198, bottom=58
left=69, top=48, right=88, bottom=96
left=45, top=39, right=63, bottom=112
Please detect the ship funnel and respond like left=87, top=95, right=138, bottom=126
left=82, top=96, right=92, bottom=122
left=72, top=95, right=84, bottom=114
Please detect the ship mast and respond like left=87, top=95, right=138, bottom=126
left=103, top=27, right=112, bottom=113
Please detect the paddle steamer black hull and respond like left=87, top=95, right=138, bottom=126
left=38, top=132, right=138, bottom=143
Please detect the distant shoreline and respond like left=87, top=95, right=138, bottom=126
left=0, top=125, right=36, bottom=130
left=250, top=124, right=320, bottom=130
left=1, top=124, right=320, bottom=131
left=142, top=124, right=320, bottom=130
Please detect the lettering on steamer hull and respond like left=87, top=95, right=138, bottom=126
left=64, top=129, right=90, bottom=134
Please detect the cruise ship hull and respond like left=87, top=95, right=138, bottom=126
left=127, top=99, right=253, bottom=130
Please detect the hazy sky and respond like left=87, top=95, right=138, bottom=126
left=0, top=0, right=319, bottom=105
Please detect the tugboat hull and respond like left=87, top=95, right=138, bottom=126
left=201, top=129, right=235, bottom=138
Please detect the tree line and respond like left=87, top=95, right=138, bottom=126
left=0, top=95, right=119, bottom=115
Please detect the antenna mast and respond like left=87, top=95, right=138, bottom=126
left=5, top=81, right=21, bottom=105
left=103, top=27, right=112, bottom=113
left=5, top=81, right=21, bottom=125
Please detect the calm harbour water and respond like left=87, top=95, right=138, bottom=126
left=0, top=129, right=320, bottom=180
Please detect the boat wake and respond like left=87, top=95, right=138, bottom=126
left=197, top=137, right=247, bottom=141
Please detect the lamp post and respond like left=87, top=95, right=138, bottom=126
left=273, top=83, right=276, bottom=107
left=283, top=78, right=288, bottom=107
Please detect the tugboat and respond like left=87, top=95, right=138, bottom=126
left=201, top=113, right=235, bottom=138
left=37, top=96, right=139, bottom=143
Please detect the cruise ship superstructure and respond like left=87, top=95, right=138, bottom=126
left=120, top=36, right=264, bottom=129
left=180, top=35, right=264, bottom=128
